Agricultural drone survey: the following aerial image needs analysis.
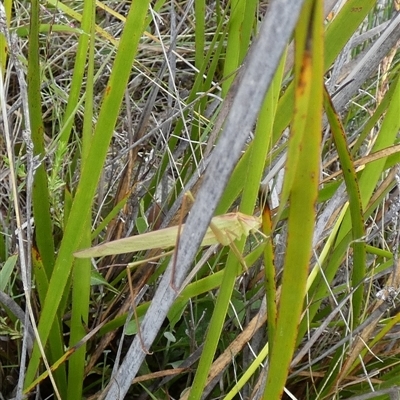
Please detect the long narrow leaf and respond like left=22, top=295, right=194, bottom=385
left=264, top=1, right=323, bottom=397
left=323, top=86, right=365, bottom=323
left=24, top=0, right=151, bottom=385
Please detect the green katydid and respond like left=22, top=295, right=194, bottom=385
left=74, top=211, right=263, bottom=354
left=74, top=212, right=262, bottom=259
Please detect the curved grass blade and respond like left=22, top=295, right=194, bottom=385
left=323, top=85, right=365, bottom=323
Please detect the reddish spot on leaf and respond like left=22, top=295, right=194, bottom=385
left=297, top=51, right=312, bottom=96
left=32, top=246, right=42, bottom=262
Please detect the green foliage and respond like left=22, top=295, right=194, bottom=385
left=0, top=0, right=399, bottom=399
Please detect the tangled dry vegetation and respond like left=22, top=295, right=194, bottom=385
left=1, top=0, right=400, bottom=399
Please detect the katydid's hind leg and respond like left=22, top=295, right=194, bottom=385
left=222, top=229, right=249, bottom=273
left=230, top=239, right=250, bottom=273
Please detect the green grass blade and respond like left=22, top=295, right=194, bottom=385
left=28, top=0, right=55, bottom=278
left=194, top=0, right=205, bottom=69
left=31, top=248, right=67, bottom=396
left=187, top=241, right=247, bottom=398
left=24, top=0, right=151, bottom=386
left=223, top=0, right=257, bottom=94
left=258, top=48, right=286, bottom=355
left=28, top=0, right=65, bottom=394
left=66, top=1, right=96, bottom=398
left=323, top=86, right=366, bottom=323
left=334, top=73, right=400, bottom=278
left=264, top=1, right=323, bottom=398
